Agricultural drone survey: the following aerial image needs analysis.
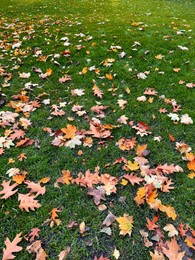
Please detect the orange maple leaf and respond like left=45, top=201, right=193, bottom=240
left=55, top=170, right=72, bottom=187
left=2, top=232, right=23, bottom=260
left=61, top=124, right=77, bottom=139
left=187, top=159, right=195, bottom=171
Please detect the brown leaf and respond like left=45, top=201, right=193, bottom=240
left=87, top=187, right=106, bottom=205
left=162, top=238, right=185, bottom=260
left=26, top=240, right=47, bottom=260
left=2, top=232, right=23, bottom=260
left=102, top=211, right=116, bottom=227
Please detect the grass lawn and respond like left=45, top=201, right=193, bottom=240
left=0, top=0, right=195, bottom=259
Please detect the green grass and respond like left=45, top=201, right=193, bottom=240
left=0, top=0, right=195, bottom=259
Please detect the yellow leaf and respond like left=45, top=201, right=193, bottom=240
left=113, top=248, right=120, bottom=259
left=82, top=67, right=88, bottom=74
left=116, top=213, right=133, bottom=236
left=126, top=161, right=140, bottom=171
left=106, top=73, right=113, bottom=80
left=120, top=179, right=128, bottom=186
left=131, top=21, right=139, bottom=27
left=46, top=68, right=52, bottom=76
left=188, top=172, right=195, bottom=179
left=148, top=97, right=154, bottom=103
left=125, top=87, right=131, bottom=94
left=155, top=54, right=164, bottom=60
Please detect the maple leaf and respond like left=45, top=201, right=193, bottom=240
left=123, top=173, right=143, bottom=186
left=87, top=187, right=106, bottom=205
left=116, top=213, right=133, bottom=236
left=12, top=172, right=27, bottom=184
left=92, top=83, right=103, bottom=98
left=2, top=232, right=23, bottom=260
left=55, top=170, right=72, bottom=187
left=135, top=144, right=150, bottom=157
left=0, top=180, right=18, bottom=199
left=134, top=186, right=146, bottom=205
left=61, top=124, right=77, bottom=139
left=26, top=240, right=47, bottom=260
left=146, top=216, right=159, bottom=231
left=124, top=161, right=140, bottom=171
left=18, top=193, right=41, bottom=212
left=162, top=238, right=185, bottom=260
left=25, top=181, right=46, bottom=197
left=187, top=159, right=195, bottom=171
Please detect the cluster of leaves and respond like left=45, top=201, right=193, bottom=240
left=0, top=4, right=195, bottom=260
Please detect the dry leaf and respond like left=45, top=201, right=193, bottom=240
left=116, top=213, right=133, bottom=236
left=2, top=233, right=23, bottom=260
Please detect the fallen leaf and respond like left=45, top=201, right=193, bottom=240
left=116, top=213, right=133, bottom=236
left=2, top=233, right=23, bottom=260
left=162, top=237, right=185, bottom=260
